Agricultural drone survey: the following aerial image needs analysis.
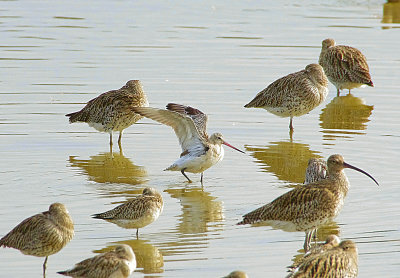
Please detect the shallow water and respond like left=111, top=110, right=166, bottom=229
left=1, top=0, right=399, bottom=277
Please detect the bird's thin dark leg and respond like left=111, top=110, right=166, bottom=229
left=181, top=169, right=192, bottom=183
left=200, top=172, right=204, bottom=187
left=118, top=131, right=123, bottom=147
left=304, top=231, right=312, bottom=252
left=43, top=256, right=48, bottom=278
left=136, top=228, right=139, bottom=239
left=312, top=228, right=318, bottom=244
left=337, top=88, right=340, bottom=97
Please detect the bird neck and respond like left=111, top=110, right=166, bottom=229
left=329, top=170, right=350, bottom=196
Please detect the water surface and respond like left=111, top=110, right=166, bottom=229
left=1, top=0, right=399, bottom=277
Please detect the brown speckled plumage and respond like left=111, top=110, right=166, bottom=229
left=244, top=64, right=329, bottom=131
left=288, top=235, right=340, bottom=273
left=92, top=187, right=163, bottom=238
left=0, top=203, right=74, bottom=277
left=238, top=154, right=378, bottom=251
left=319, top=38, right=373, bottom=96
left=66, top=80, right=149, bottom=146
left=287, top=240, right=358, bottom=278
left=304, top=158, right=328, bottom=184
left=58, top=244, right=136, bottom=278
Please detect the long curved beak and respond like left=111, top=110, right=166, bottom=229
left=343, top=162, right=379, bottom=186
left=223, top=141, right=245, bottom=154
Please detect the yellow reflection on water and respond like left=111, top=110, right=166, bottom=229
left=382, top=0, right=400, bottom=26
left=68, top=151, right=147, bottom=185
left=245, top=141, right=323, bottom=184
left=94, top=239, right=164, bottom=274
left=165, top=187, right=224, bottom=234
left=319, top=94, right=373, bottom=138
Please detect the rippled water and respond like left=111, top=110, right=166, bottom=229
left=1, top=0, right=399, bottom=277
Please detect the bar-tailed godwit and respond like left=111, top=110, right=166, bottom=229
left=319, top=38, right=373, bottom=96
left=58, top=244, right=136, bottom=278
left=244, top=64, right=329, bottom=133
left=132, top=103, right=245, bottom=185
left=92, top=187, right=163, bottom=238
left=0, top=203, right=74, bottom=277
left=286, top=240, right=358, bottom=278
left=66, top=80, right=149, bottom=148
left=237, top=154, right=378, bottom=252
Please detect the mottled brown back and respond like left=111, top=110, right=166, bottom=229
left=0, top=203, right=74, bottom=257
left=66, top=80, right=148, bottom=131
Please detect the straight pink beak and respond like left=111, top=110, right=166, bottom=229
left=223, top=141, right=245, bottom=154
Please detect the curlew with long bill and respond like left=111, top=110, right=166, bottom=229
left=238, top=154, right=378, bottom=252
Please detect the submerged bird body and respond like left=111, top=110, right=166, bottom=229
left=319, top=38, right=373, bottom=96
left=92, top=187, right=163, bottom=237
left=66, top=80, right=149, bottom=146
left=287, top=240, right=358, bottom=278
left=132, top=103, right=244, bottom=184
left=58, top=244, right=136, bottom=278
left=223, top=270, right=249, bottom=278
left=0, top=203, right=74, bottom=277
left=288, top=235, right=340, bottom=273
left=238, top=154, right=378, bottom=251
left=244, top=64, right=329, bottom=130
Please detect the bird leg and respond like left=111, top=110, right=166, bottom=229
left=136, top=228, right=139, bottom=239
left=289, top=117, right=294, bottom=131
left=118, top=131, right=123, bottom=148
left=336, top=88, right=340, bottom=97
left=312, top=228, right=317, bottom=243
left=181, top=169, right=192, bottom=183
left=200, top=172, right=204, bottom=186
left=109, top=132, right=113, bottom=147
left=304, top=231, right=313, bottom=252
left=43, top=256, right=48, bottom=278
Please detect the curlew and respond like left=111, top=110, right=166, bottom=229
left=237, top=154, right=378, bottom=252
left=58, top=244, right=136, bottom=278
left=319, top=38, right=373, bottom=96
left=0, top=203, right=74, bottom=278
left=288, top=234, right=340, bottom=273
left=132, top=103, right=245, bottom=185
left=66, top=80, right=149, bottom=148
left=222, top=270, right=249, bottom=278
left=286, top=240, right=358, bottom=278
left=244, top=64, right=329, bottom=133
left=92, top=187, right=163, bottom=238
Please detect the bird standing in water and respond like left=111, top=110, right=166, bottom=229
left=66, top=80, right=149, bottom=149
left=58, top=244, right=136, bottom=278
left=92, top=187, right=163, bottom=238
left=132, top=103, right=244, bottom=186
left=0, top=203, right=74, bottom=278
left=319, top=38, right=373, bottom=96
left=244, top=64, right=329, bottom=135
left=238, top=154, right=378, bottom=252
left=286, top=240, right=358, bottom=278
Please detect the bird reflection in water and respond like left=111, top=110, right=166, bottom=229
left=165, top=187, right=224, bottom=235
left=94, top=239, right=164, bottom=274
left=382, top=0, right=400, bottom=27
left=68, top=150, right=147, bottom=185
left=245, top=141, right=323, bottom=184
left=319, top=94, right=373, bottom=138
